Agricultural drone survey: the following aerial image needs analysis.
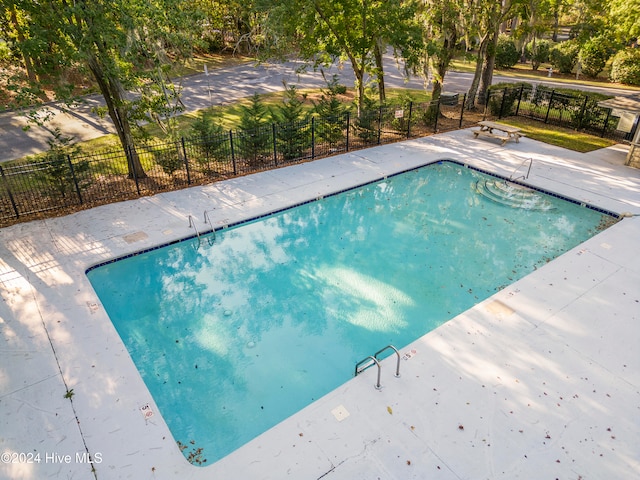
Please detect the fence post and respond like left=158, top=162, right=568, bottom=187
left=181, top=137, right=191, bottom=184
left=272, top=124, right=278, bottom=166
left=127, top=145, right=141, bottom=195
left=0, top=165, right=19, bottom=219
left=346, top=112, right=350, bottom=152
left=407, top=101, right=413, bottom=138
left=601, top=109, right=612, bottom=137
left=544, top=90, right=555, bottom=124
left=229, top=130, right=237, bottom=175
left=311, top=116, right=316, bottom=159
left=66, top=155, right=83, bottom=204
left=377, top=106, right=382, bottom=145
left=498, top=87, right=508, bottom=118
left=459, top=93, right=467, bottom=128
left=577, top=96, right=589, bottom=130
left=515, top=85, right=524, bottom=116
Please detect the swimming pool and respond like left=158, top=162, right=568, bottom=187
left=86, top=160, right=619, bottom=466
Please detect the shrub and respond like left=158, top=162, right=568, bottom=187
left=238, top=93, right=271, bottom=165
left=525, top=39, right=551, bottom=70
left=495, top=35, right=520, bottom=69
left=0, top=41, right=11, bottom=64
left=390, top=92, right=415, bottom=134
left=271, top=83, right=309, bottom=160
left=38, top=128, right=90, bottom=198
left=354, top=95, right=379, bottom=143
left=550, top=40, right=579, bottom=74
left=153, top=148, right=183, bottom=175
left=313, top=75, right=348, bottom=146
left=578, top=36, right=612, bottom=78
left=487, top=82, right=531, bottom=116
left=190, top=112, right=227, bottom=172
left=610, top=48, right=640, bottom=85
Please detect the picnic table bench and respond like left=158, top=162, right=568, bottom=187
left=473, top=121, right=524, bottom=146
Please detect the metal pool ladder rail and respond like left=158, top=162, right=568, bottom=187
left=509, top=157, right=533, bottom=181
left=188, top=215, right=201, bottom=240
left=355, top=344, right=401, bottom=390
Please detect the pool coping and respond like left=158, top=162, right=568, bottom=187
left=1, top=129, right=639, bottom=479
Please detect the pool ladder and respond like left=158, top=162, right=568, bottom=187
left=188, top=214, right=216, bottom=248
left=509, top=158, right=533, bottom=181
left=355, top=345, right=401, bottom=390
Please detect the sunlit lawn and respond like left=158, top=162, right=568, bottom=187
left=497, top=117, right=618, bottom=152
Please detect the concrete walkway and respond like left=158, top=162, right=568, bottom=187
left=1, top=129, right=638, bottom=480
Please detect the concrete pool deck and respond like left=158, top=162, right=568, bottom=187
left=1, top=129, right=639, bottom=480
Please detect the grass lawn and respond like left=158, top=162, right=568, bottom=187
left=496, top=117, right=619, bottom=153
left=449, top=59, right=640, bottom=92
left=109, top=88, right=432, bottom=140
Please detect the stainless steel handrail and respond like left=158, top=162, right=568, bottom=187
left=355, top=355, right=383, bottom=389
left=509, top=157, right=533, bottom=181
left=188, top=215, right=200, bottom=239
left=374, top=344, right=401, bottom=378
left=355, top=344, right=401, bottom=389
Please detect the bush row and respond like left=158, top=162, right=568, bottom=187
left=494, top=35, right=640, bottom=85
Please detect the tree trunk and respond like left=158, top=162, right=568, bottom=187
left=467, top=35, right=489, bottom=108
left=374, top=40, right=386, bottom=104
left=9, top=6, right=37, bottom=85
left=477, top=29, right=499, bottom=107
left=87, top=54, right=146, bottom=179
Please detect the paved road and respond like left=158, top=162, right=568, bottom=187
left=0, top=57, right=637, bottom=163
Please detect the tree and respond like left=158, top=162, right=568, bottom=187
left=550, top=39, right=580, bottom=73
left=271, top=82, right=309, bottom=160
left=525, top=39, right=551, bottom=70
left=238, top=92, right=270, bottom=166
left=260, top=0, right=411, bottom=114
left=412, top=0, right=462, bottom=102
left=495, top=34, right=520, bottom=68
left=463, top=0, right=516, bottom=108
left=610, top=48, right=640, bottom=85
left=579, top=35, right=613, bottom=77
left=190, top=111, right=227, bottom=173
left=609, top=0, right=640, bottom=44
left=312, top=75, right=348, bottom=147
left=1, top=0, right=203, bottom=178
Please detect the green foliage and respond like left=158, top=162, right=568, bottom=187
left=39, top=129, right=89, bottom=199
left=190, top=112, right=227, bottom=172
left=487, top=83, right=530, bottom=116
left=313, top=75, right=348, bottom=146
left=271, top=83, right=309, bottom=160
left=550, top=40, right=580, bottom=74
left=0, top=41, right=11, bottom=64
left=153, top=146, right=184, bottom=176
left=354, top=95, right=379, bottom=143
left=4, top=0, right=205, bottom=178
left=610, top=48, right=640, bottom=85
left=525, top=39, right=551, bottom=71
left=390, top=92, right=415, bottom=134
left=495, top=34, right=520, bottom=69
left=578, top=36, right=613, bottom=77
left=238, top=93, right=270, bottom=165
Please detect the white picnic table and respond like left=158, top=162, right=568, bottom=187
left=473, top=121, right=524, bottom=146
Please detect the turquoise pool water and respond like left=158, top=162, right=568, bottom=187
left=87, top=160, right=618, bottom=465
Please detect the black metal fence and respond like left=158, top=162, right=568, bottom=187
left=0, top=89, right=631, bottom=227
left=484, top=85, right=633, bottom=141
